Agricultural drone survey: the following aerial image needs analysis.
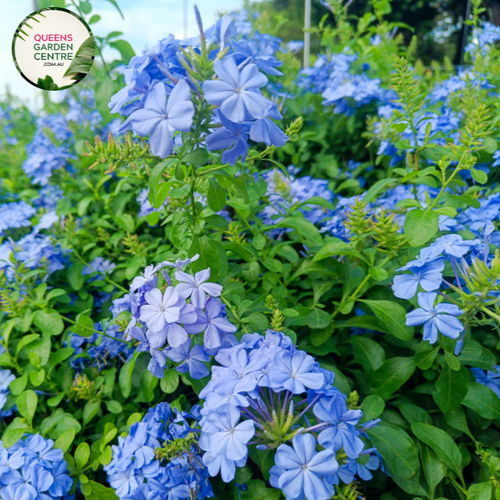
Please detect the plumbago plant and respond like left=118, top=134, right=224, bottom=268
left=3, top=0, right=500, bottom=499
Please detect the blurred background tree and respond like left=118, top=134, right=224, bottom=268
left=251, top=0, right=500, bottom=65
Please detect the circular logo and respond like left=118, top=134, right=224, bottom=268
left=12, top=8, right=95, bottom=91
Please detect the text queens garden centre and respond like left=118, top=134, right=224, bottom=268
left=33, top=34, right=74, bottom=64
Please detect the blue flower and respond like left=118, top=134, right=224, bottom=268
left=313, top=393, right=364, bottom=459
left=269, top=350, right=324, bottom=394
left=200, top=404, right=254, bottom=461
left=405, top=292, right=464, bottom=344
left=206, top=116, right=250, bottom=166
left=425, top=234, right=478, bottom=260
left=175, top=268, right=222, bottom=309
left=392, top=259, right=444, bottom=299
left=471, top=366, right=500, bottom=397
left=0, top=202, right=36, bottom=236
left=203, top=58, right=272, bottom=123
left=125, top=80, right=194, bottom=158
left=185, top=298, right=237, bottom=350
left=271, top=433, right=338, bottom=500
left=140, top=287, right=182, bottom=332
left=230, top=39, right=284, bottom=76
left=166, top=338, right=210, bottom=379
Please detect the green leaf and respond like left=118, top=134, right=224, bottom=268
left=83, top=399, right=101, bottom=425
left=398, top=403, right=432, bottom=425
left=306, top=308, right=331, bottom=329
left=404, top=209, right=439, bottom=247
left=9, top=374, right=28, bottom=395
left=68, top=262, right=85, bottom=291
left=184, top=148, right=209, bottom=166
left=350, top=336, right=386, bottom=376
left=17, top=390, right=38, bottom=427
left=148, top=160, right=173, bottom=208
left=83, top=480, right=119, bottom=500
left=2, top=428, right=26, bottom=448
left=64, top=36, right=95, bottom=78
left=369, top=266, right=388, bottom=281
left=119, top=356, right=136, bottom=398
left=360, top=395, right=385, bottom=423
left=75, top=442, right=90, bottom=470
left=421, top=445, right=447, bottom=498
left=108, top=40, right=135, bottom=63
left=366, top=426, right=419, bottom=481
left=246, top=312, right=269, bottom=331
left=370, top=357, right=416, bottom=399
left=37, top=75, right=59, bottom=90
left=53, top=430, right=76, bottom=453
left=15, top=333, right=40, bottom=357
left=115, top=214, right=135, bottom=233
left=411, top=423, right=463, bottom=478
left=72, top=315, right=94, bottom=337
left=435, top=365, right=469, bottom=413
left=34, top=309, right=64, bottom=336
left=160, top=369, right=180, bottom=393
left=312, top=241, right=352, bottom=262
left=462, top=382, right=500, bottom=419
left=276, top=217, right=322, bottom=246
left=364, top=178, right=397, bottom=204
left=240, top=479, right=281, bottom=500
left=444, top=406, right=474, bottom=439
left=207, top=180, right=227, bottom=211
left=414, top=347, right=439, bottom=370
left=467, top=482, right=493, bottom=500
left=470, top=168, right=488, bottom=185
left=189, top=236, right=220, bottom=281
left=360, top=300, right=413, bottom=341
left=105, top=400, right=122, bottom=414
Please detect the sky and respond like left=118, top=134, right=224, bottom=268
left=0, top=0, right=243, bottom=105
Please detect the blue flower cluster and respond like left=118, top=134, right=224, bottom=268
left=297, top=52, right=393, bottom=115
left=259, top=167, right=334, bottom=233
left=69, top=292, right=134, bottom=371
left=465, top=21, right=500, bottom=57
left=105, top=402, right=212, bottom=500
left=0, top=233, right=67, bottom=281
left=110, top=13, right=288, bottom=164
left=0, top=201, right=36, bottom=236
left=198, top=330, right=384, bottom=499
left=392, top=233, right=489, bottom=345
left=0, top=434, right=73, bottom=500
left=33, top=185, right=64, bottom=212
left=472, top=365, right=500, bottom=397
left=125, top=256, right=236, bottom=379
left=0, top=369, right=15, bottom=418
left=23, top=131, right=74, bottom=186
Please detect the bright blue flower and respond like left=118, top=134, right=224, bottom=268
left=185, top=298, right=237, bottom=350
left=406, top=292, right=464, bottom=344
left=249, top=116, right=288, bottom=147
left=166, top=338, right=210, bottom=379
left=392, top=259, right=444, bottom=299
left=230, top=39, right=284, bottom=76
left=23, top=131, right=74, bottom=186
left=426, top=234, right=479, bottom=260
left=175, top=268, right=222, bottom=309
left=124, top=80, right=194, bottom=158
left=200, top=404, right=254, bottom=461
left=206, top=115, right=250, bottom=166
left=269, top=350, right=324, bottom=394
left=271, top=433, right=338, bottom=500
left=33, top=185, right=64, bottom=212
left=313, top=393, right=364, bottom=458
left=203, top=58, right=273, bottom=123
left=0, top=202, right=36, bottom=235
left=471, top=366, right=500, bottom=397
